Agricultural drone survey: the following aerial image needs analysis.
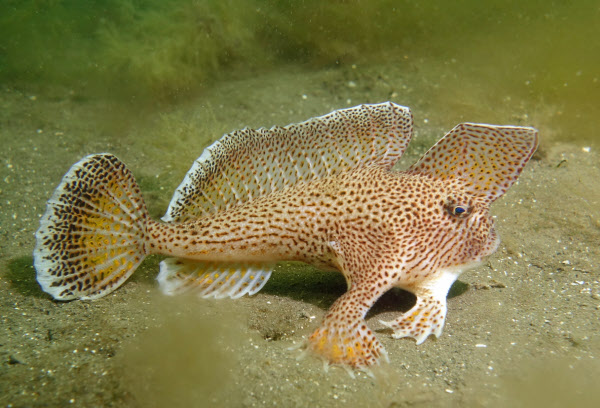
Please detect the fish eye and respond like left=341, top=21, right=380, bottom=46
left=453, top=206, right=467, bottom=215
left=446, top=202, right=471, bottom=218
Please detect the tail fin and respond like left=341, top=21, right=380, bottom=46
left=34, top=154, right=150, bottom=300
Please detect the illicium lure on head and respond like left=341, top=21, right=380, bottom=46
left=34, top=102, right=538, bottom=369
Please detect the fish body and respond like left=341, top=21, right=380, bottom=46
left=34, top=102, right=538, bottom=369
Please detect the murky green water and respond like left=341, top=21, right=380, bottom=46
left=1, top=1, right=599, bottom=407
left=1, top=1, right=599, bottom=143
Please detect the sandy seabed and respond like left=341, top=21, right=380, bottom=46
left=1, top=63, right=599, bottom=408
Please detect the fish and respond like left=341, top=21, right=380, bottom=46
left=33, top=102, right=538, bottom=369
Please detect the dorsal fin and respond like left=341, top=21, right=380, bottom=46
left=409, top=123, right=538, bottom=204
left=162, top=102, right=413, bottom=222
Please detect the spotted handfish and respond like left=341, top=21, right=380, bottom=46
left=34, top=102, right=538, bottom=369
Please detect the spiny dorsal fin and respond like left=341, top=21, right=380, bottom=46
left=409, top=123, right=538, bottom=204
left=162, top=102, right=413, bottom=222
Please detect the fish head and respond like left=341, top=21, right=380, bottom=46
left=400, top=122, right=538, bottom=273
left=390, top=174, right=500, bottom=276
left=437, top=177, right=500, bottom=266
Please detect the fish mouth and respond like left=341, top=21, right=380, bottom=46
left=481, top=227, right=501, bottom=258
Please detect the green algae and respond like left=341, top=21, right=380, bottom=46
left=1, top=0, right=598, bottom=142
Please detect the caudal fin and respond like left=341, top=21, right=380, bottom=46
left=34, top=154, right=150, bottom=300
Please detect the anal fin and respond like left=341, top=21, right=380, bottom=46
left=157, top=258, right=274, bottom=299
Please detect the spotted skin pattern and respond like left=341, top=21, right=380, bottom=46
left=34, top=102, right=538, bottom=369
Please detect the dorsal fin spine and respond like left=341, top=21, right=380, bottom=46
left=223, top=172, right=242, bottom=201
left=288, top=152, right=302, bottom=181
left=319, top=155, right=331, bottom=176
left=200, top=188, right=215, bottom=212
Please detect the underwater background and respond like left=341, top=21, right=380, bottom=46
left=1, top=0, right=599, bottom=144
left=1, top=1, right=599, bottom=407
